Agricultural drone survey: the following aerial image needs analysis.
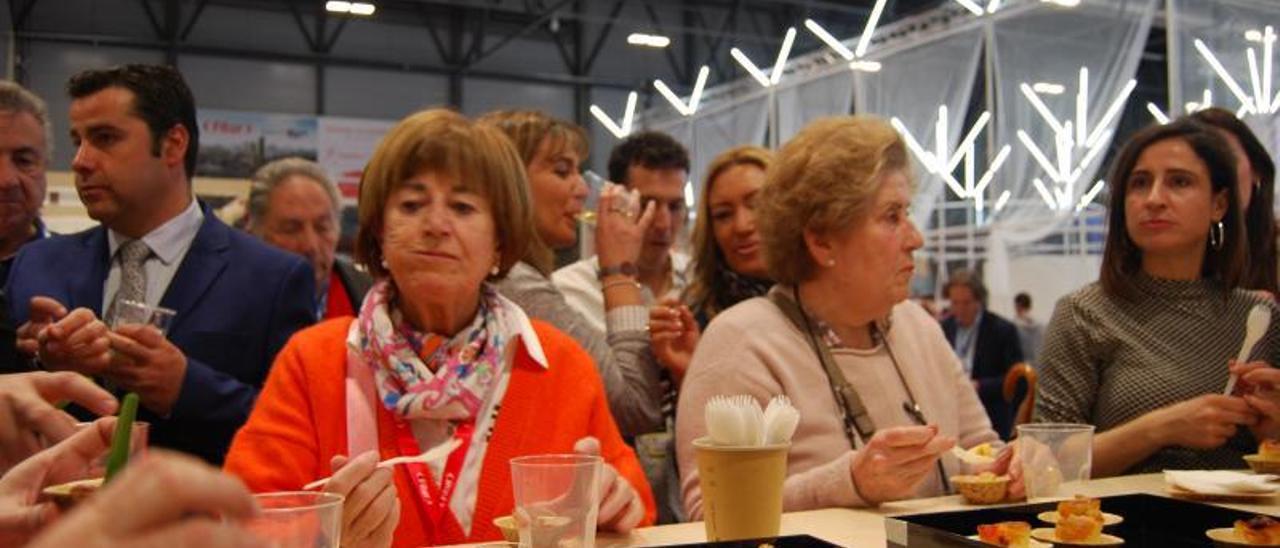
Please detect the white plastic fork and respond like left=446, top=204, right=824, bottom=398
left=303, top=437, right=463, bottom=490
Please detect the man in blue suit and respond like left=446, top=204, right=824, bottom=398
left=941, top=270, right=1024, bottom=440
left=6, top=64, right=314, bottom=464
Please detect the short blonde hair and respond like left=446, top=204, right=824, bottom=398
left=757, top=116, right=911, bottom=285
left=354, top=109, right=535, bottom=281
left=684, top=145, right=773, bottom=318
left=475, top=109, right=588, bottom=275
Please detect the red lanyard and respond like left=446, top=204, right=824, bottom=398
left=392, top=419, right=475, bottom=545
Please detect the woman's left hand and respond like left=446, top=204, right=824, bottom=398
left=1230, top=360, right=1280, bottom=440
left=574, top=437, right=643, bottom=534
left=648, top=298, right=699, bottom=383
left=325, top=451, right=400, bottom=548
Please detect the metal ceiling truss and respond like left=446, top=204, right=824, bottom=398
left=4, top=0, right=940, bottom=122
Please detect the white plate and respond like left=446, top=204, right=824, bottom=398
left=1205, top=527, right=1280, bottom=546
left=1030, top=527, right=1124, bottom=546
left=966, top=533, right=1051, bottom=547
left=1168, top=485, right=1278, bottom=503
left=1037, top=511, right=1124, bottom=526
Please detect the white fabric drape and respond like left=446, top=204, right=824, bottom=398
left=689, top=94, right=770, bottom=195
left=1168, top=0, right=1280, bottom=214
left=854, top=27, right=985, bottom=229
left=776, top=70, right=855, bottom=145
left=985, top=0, right=1157, bottom=292
left=644, top=93, right=769, bottom=202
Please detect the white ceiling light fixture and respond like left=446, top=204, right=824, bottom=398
left=730, top=48, right=771, bottom=87
left=993, top=189, right=1012, bottom=213
left=805, top=5, right=887, bottom=75
left=1041, top=0, right=1081, bottom=6
left=326, top=1, right=375, bottom=15
left=849, top=60, right=883, bottom=72
left=653, top=66, right=709, bottom=117
left=954, top=0, right=1004, bottom=16
left=1032, top=82, right=1066, bottom=95
left=804, top=19, right=854, bottom=60
left=729, top=27, right=796, bottom=88
left=1015, top=67, right=1134, bottom=212
left=1075, top=180, right=1106, bottom=213
left=891, top=107, right=1012, bottom=224
left=855, top=0, right=889, bottom=58
left=589, top=91, right=637, bottom=140
left=1185, top=88, right=1213, bottom=113
left=954, top=0, right=984, bottom=16
left=627, top=33, right=671, bottom=48
left=1194, top=26, right=1277, bottom=116
left=1146, top=103, right=1171, bottom=124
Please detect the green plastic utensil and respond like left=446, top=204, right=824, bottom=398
left=104, top=392, right=139, bottom=483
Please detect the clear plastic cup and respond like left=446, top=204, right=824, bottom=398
left=109, top=299, right=176, bottom=334
left=1016, top=423, right=1095, bottom=502
left=244, top=492, right=344, bottom=548
left=509, top=454, right=602, bottom=548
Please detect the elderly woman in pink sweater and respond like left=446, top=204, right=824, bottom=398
left=675, top=116, right=1016, bottom=517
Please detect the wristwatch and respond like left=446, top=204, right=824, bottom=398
left=597, top=262, right=638, bottom=280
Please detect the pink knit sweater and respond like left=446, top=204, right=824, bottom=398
left=675, top=291, right=998, bottom=518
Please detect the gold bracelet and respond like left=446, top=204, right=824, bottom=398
left=601, top=279, right=642, bottom=292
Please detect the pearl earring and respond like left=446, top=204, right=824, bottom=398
left=826, top=259, right=836, bottom=267
left=490, top=264, right=500, bottom=276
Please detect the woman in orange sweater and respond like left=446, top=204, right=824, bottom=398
left=224, top=109, right=655, bottom=547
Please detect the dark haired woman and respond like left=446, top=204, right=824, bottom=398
left=1035, top=119, right=1280, bottom=476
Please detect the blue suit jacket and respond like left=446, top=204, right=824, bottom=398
left=942, top=311, right=1025, bottom=439
left=5, top=204, right=315, bottom=464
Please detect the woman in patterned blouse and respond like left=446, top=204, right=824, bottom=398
left=1035, top=118, right=1280, bottom=476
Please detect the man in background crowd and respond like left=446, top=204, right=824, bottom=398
left=1013, top=291, right=1044, bottom=365
left=942, top=270, right=1024, bottom=438
left=245, top=157, right=369, bottom=319
left=0, top=82, right=53, bottom=374
left=553, top=131, right=692, bottom=330
left=6, top=63, right=314, bottom=464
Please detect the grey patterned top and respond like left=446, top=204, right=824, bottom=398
left=1034, top=275, right=1280, bottom=473
left=496, top=261, right=666, bottom=439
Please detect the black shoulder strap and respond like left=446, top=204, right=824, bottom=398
left=768, top=289, right=876, bottom=444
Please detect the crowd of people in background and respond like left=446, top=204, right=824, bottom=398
left=0, top=61, right=1275, bottom=547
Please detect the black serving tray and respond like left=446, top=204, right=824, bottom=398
left=885, top=493, right=1278, bottom=547
left=660, top=533, right=844, bottom=547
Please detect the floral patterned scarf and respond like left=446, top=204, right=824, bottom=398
left=355, top=279, right=510, bottom=421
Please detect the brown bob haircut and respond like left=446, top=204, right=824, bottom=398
left=354, top=109, right=535, bottom=281
left=757, top=115, right=911, bottom=285
left=1099, top=118, right=1244, bottom=300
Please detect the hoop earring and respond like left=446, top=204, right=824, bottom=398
left=1209, top=220, right=1225, bottom=250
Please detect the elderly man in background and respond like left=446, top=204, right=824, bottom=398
left=245, top=157, right=370, bottom=319
left=0, top=82, right=53, bottom=374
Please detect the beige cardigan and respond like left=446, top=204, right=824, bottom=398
left=675, top=289, right=998, bottom=518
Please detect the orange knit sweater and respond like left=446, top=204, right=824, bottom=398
left=224, top=317, right=656, bottom=546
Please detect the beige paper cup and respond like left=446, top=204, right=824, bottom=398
left=693, top=436, right=789, bottom=541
